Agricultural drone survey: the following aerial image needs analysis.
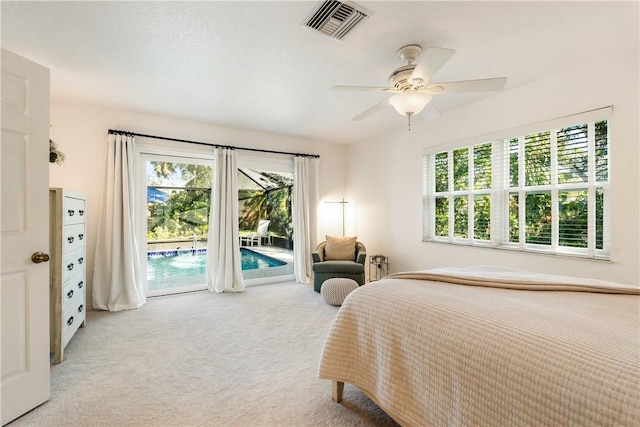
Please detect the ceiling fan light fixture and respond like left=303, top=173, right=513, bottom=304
left=388, top=91, right=432, bottom=116
left=334, top=44, right=507, bottom=127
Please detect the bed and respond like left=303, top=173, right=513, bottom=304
left=318, top=266, right=640, bottom=426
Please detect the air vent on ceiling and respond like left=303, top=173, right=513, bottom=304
left=303, top=0, right=369, bottom=40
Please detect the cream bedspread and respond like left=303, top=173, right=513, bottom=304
left=318, top=266, right=640, bottom=426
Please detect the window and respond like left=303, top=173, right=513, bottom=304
left=423, top=110, right=610, bottom=259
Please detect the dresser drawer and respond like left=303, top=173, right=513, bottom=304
left=63, top=197, right=86, bottom=225
left=62, top=272, right=85, bottom=311
left=63, top=223, right=85, bottom=253
left=62, top=298, right=85, bottom=348
left=62, top=246, right=86, bottom=283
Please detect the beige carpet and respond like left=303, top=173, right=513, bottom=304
left=10, top=281, right=399, bottom=427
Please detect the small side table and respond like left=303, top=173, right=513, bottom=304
left=368, top=255, right=389, bottom=282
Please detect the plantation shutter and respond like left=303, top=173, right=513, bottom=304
left=423, top=106, right=611, bottom=260
left=502, top=108, right=611, bottom=258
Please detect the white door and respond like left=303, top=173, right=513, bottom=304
left=1, top=49, right=51, bottom=426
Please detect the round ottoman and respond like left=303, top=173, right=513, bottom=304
left=321, top=278, right=359, bottom=306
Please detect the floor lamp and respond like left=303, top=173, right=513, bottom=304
left=325, top=198, right=348, bottom=236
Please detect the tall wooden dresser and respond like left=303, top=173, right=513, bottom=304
left=49, top=188, right=86, bottom=364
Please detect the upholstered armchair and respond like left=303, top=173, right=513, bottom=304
left=312, top=236, right=366, bottom=292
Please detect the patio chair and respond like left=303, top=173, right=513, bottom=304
left=240, top=219, right=272, bottom=247
left=312, top=237, right=366, bottom=292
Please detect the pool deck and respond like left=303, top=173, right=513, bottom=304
left=248, top=245, right=293, bottom=263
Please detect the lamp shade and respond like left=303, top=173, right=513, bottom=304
left=388, top=91, right=432, bottom=116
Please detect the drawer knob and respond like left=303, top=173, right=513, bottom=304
left=67, top=263, right=74, bottom=271
left=31, top=252, right=50, bottom=263
left=67, top=316, right=74, bottom=326
left=78, top=281, right=84, bottom=289
left=79, top=233, right=84, bottom=240
left=67, top=290, right=74, bottom=299
left=67, top=236, right=74, bottom=244
left=68, top=209, right=75, bottom=216
left=78, top=257, right=84, bottom=264
left=78, top=304, right=84, bottom=313
left=79, top=210, right=85, bottom=216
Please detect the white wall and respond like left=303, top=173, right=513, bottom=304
left=49, top=102, right=347, bottom=304
left=347, top=49, right=640, bottom=286
left=48, top=48, right=639, bottom=294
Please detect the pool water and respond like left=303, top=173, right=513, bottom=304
left=147, top=248, right=287, bottom=289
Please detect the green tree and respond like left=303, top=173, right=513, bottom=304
left=147, top=162, right=212, bottom=241
left=434, top=197, right=448, bottom=237
left=238, top=171, right=293, bottom=240
left=435, top=152, right=448, bottom=193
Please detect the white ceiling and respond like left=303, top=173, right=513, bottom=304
left=2, top=1, right=638, bottom=144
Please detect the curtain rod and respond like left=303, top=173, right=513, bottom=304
left=107, top=129, right=320, bottom=159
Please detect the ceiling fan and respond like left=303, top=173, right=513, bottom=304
left=332, top=44, right=507, bottom=129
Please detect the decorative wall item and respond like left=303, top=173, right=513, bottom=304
left=49, top=139, right=65, bottom=164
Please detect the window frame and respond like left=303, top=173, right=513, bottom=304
left=422, top=108, right=611, bottom=260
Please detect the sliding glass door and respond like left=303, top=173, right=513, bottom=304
left=143, top=154, right=212, bottom=296
left=237, top=166, right=294, bottom=281
left=137, top=148, right=296, bottom=296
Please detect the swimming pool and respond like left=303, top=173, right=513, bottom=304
left=147, top=248, right=289, bottom=290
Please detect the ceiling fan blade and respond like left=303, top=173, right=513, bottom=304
left=426, top=77, right=508, bottom=94
left=351, top=98, right=390, bottom=121
left=331, top=85, right=396, bottom=92
left=410, top=47, right=455, bottom=85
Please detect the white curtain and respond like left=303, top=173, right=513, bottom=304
left=92, top=134, right=145, bottom=311
left=206, top=148, right=245, bottom=293
left=293, top=156, right=319, bottom=284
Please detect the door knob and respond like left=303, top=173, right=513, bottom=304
left=31, top=252, right=50, bottom=263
